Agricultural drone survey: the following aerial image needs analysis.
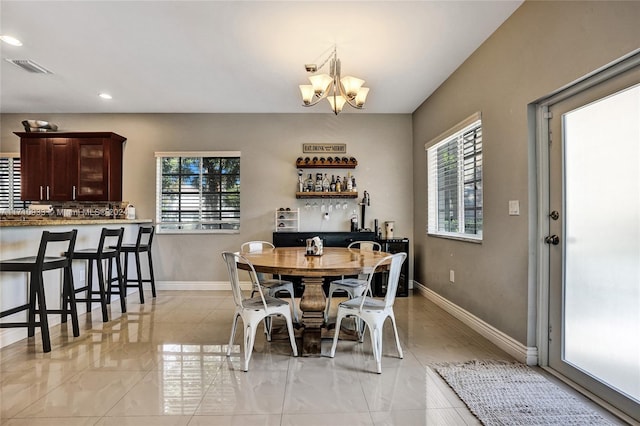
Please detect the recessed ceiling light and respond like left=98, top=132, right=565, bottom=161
left=0, top=35, right=23, bottom=46
left=98, top=93, right=113, bottom=100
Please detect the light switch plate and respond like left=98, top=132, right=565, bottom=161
left=509, top=200, right=520, bottom=216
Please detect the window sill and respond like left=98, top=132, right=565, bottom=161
left=427, top=232, right=482, bottom=244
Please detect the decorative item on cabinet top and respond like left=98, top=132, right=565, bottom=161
left=296, top=156, right=357, bottom=168
left=275, top=207, right=299, bottom=232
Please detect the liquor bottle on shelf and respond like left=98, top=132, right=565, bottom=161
left=351, top=176, right=357, bottom=192
left=336, top=176, right=342, bottom=192
left=314, top=173, right=323, bottom=192
left=305, top=174, right=314, bottom=192
left=346, top=172, right=353, bottom=191
left=330, top=175, right=336, bottom=192
left=322, top=174, right=330, bottom=192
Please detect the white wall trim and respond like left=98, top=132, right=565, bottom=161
left=413, top=281, right=538, bottom=366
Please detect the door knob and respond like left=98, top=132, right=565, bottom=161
left=545, top=235, right=560, bottom=245
left=549, top=211, right=559, bottom=220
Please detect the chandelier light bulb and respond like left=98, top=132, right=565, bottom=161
left=341, top=76, right=365, bottom=99
left=309, top=74, right=333, bottom=96
left=299, top=85, right=315, bottom=105
left=355, top=87, right=369, bottom=107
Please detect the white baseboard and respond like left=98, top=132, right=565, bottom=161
left=156, top=281, right=251, bottom=291
left=413, top=281, right=538, bottom=366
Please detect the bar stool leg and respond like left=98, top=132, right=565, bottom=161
left=27, top=273, right=37, bottom=337
left=147, top=250, right=156, bottom=298
left=86, top=260, right=94, bottom=314
left=64, top=265, right=80, bottom=337
left=115, top=255, right=127, bottom=313
left=134, top=251, right=145, bottom=304
left=95, top=259, right=109, bottom=322
left=34, top=272, right=51, bottom=353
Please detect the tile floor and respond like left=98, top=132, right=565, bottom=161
left=0, top=290, right=625, bottom=425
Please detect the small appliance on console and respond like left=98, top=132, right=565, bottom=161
left=305, top=236, right=323, bottom=256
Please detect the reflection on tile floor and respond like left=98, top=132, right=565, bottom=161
left=0, top=290, right=625, bottom=425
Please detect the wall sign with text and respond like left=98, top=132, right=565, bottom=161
left=302, top=143, right=346, bottom=153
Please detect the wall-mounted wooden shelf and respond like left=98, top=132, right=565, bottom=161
left=295, top=191, right=358, bottom=199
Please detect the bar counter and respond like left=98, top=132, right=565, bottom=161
left=0, top=218, right=152, bottom=227
left=0, top=219, right=153, bottom=349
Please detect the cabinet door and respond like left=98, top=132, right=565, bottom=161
left=76, top=139, right=108, bottom=200
left=47, top=138, right=76, bottom=201
left=20, top=139, right=47, bottom=201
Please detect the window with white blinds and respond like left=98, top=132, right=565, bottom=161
left=426, top=113, right=483, bottom=241
left=0, top=155, right=29, bottom=211
left=155, top=151, right=240, bottom=234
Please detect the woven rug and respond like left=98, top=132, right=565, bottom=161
left=433, top=360, right=616, bottom=425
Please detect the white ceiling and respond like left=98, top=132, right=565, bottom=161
left=0, top=1, right=522, bottom=114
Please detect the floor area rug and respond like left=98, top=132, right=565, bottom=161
left=433, top=360, right=616, bottom=425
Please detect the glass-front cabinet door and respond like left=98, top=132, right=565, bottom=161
left=76, top=139, right=107, bottom=200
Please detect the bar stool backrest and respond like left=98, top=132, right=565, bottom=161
left=98, top=227, right=124, bottom=255
left=135, top=225, right=155, bottom=250
left=38, top=229, right=78, bottom=268
left=347, top=240, right=381, bottom=252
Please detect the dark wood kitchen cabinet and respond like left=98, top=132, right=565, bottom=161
left=16, top=132, right=126, bottom=201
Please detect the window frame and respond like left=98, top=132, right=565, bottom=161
left=155, top=151, right=241, bottom=234
left=0, top=153, right=30, bottom=212
left=426, top=112, right=483, bottom=242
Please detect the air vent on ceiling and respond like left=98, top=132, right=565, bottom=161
left=5, top=59, right=53, bottom=74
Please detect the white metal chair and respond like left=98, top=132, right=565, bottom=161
left=221, top=251, right=298, bottom=372
left=324, top=240, right=382, bottom=322
left=329, top=252, right=407, bottom=374
left=240, top=241, right=299, bottom=322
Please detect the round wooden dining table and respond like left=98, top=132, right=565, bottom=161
left=237, top=246, right=390, bottom=355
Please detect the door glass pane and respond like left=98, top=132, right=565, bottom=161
left=563, top=84, right=640, bottom=402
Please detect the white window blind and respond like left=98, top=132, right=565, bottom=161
left=427, top=113, right=483, bottom=241
left=0, top=155, right=29, bottom=211
left=155, top=151, right=241, bottom=234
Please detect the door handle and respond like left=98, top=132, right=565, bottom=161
left=545, top=235, right=560, bottom=245
left=40, top=185, right=43, bottom=200
left=73, top=185, right=76, bottom=200
left=46, top=186, right=50, bottom=200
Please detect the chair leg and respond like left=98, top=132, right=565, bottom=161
left=243, top=321, right=257, bottom=372
left=227, top=312, right=240, bottom=356
left=285, top=313, right=298, bottom=357
left=389, top=313, right=403, bottom=359
left=34, top=272, right=51, bottom=353
left=370, top=321, right=383, bottom=374
left=147, top=250, right=156, bottom=298
left=324, top=287, right=334, bottom=322
left=134, top=251, right=144, bottom=303
left=286, top=289, right=299, bottom=323
left=329, top=310, right=345, bottom=358
left=264, top=316, right=272, bottom=342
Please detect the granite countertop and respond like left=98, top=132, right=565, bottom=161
left=0, top=218, right=153, bottom=227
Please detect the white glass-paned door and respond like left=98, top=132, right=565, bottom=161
left=563, top=84, right=640, bottom=402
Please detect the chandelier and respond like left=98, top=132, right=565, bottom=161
left=299, top=46, right=369, bottom=115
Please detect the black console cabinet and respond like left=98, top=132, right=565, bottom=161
left=272, top=231, right=376, bottom=248
left=373, top=238, right=409, bottom=297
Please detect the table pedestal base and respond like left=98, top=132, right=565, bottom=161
left=299, top=277, right=326, bottom=356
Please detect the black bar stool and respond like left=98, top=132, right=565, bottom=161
left=0, top=229, right=80, bottom=353
left=114, top=225, right=156, bottom=303
left=71, top=227, right=125, bottom=322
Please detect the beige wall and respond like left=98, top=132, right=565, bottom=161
left=1, top=113, right=413, bottom=283
left=412, top=0, right=640, bottom=345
